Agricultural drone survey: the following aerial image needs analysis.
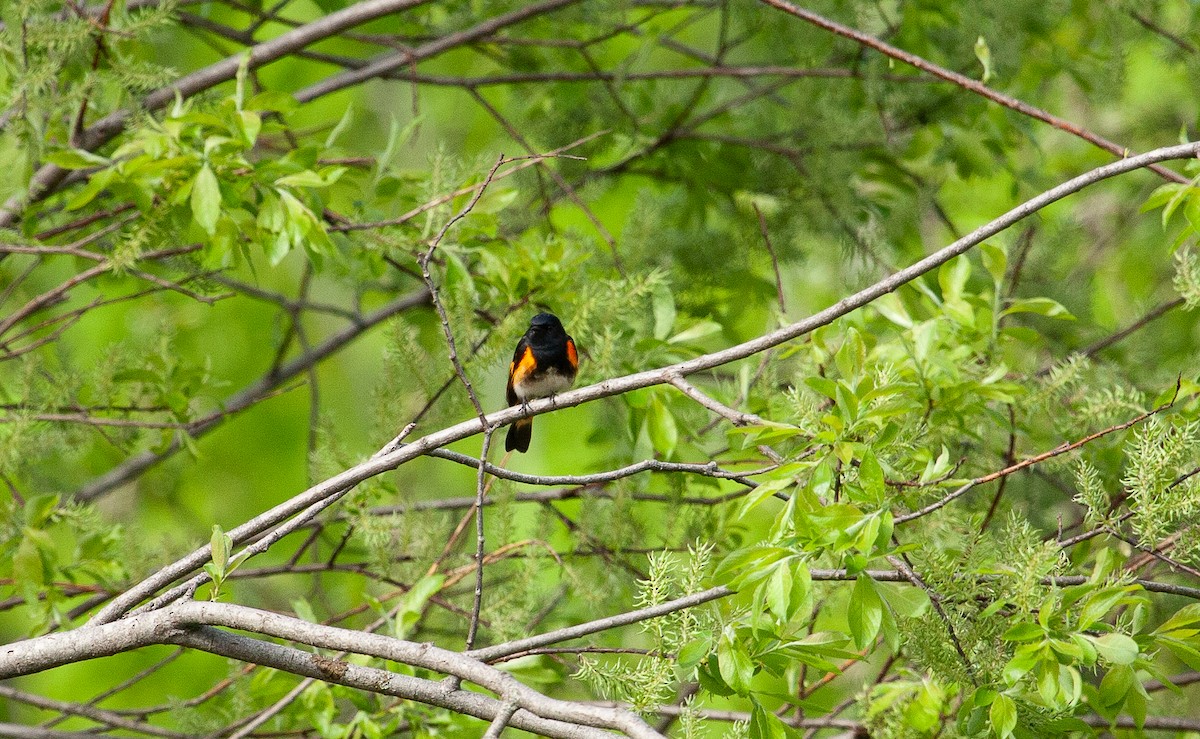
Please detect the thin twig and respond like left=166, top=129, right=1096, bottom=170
left=753, top=203, right=787, bottom=313
left=759, top=0, right=1187, bottom=184
left=896, top=385, right=1181, bottom=524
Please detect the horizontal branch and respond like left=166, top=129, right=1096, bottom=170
left=468, top=566, right=1200, bottom=664
left=363, top=484, right=747, bottom=517
left=0, top=685, right=180, bottom=737
left=0, top=722, right=109, bottom=739
left=428, top=448, right=767, bottom=487
left=291, top=0, right=581, bottom=104
left=175, top=628, right=619, bottom=739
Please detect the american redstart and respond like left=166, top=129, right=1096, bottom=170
left=505, top=312, right=579, bottom=453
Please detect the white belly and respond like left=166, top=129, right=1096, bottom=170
left=515, top=369, right=573, bottom=400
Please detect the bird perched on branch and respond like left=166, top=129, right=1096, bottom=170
left=505, top=312, right=578, bottom=453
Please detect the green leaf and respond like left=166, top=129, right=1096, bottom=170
left=645, top=396, right=678, bottom=457
left=191, top=165, right=221, bottom=235
left=974, top=35, right=993, bottom=83
left=275, top=168, right=345, bottom=189
left=918, top=446, right=951, bottom=484
left=834, top=328, right=865, bottom=381
left=938, top=255, right=970, bottom=302
left=980, top=242, right=1007, bottom=284
left=1099, top=664, right=1135, bottom=709
left=1161, top=183, right=1196, bottom=228
left=1154, top=603, right=1200, bottom=636
left=395, top=573, right=445, bottom=638
left=246, top=91, right=299, bottom=113
left=210, top=524, right=230, bottom=571
left=13, top=535, right=45, bottom=591
left=23, top=495, right=60, bottom=527
left=238, top=110, right=261, bottom=145
left=1159, top=636, right=1200, bottom=671
left=1141, top=182, right=1187, bottom=214
left=872, top=293, right=913, bottom=328
left=765, top=562, right=792, bottom=622
left=857, top=450, right=885, bottom=502
left=291, top=598, right=318, bottom=623
left=716, top=546, right=792, bottom=589
left=44, top=149, right=110, bottom=170
left=677, top=635, right=713, bottom=668
left=234, top=52, right=250, bottom=110
left=475, top=187, right=517, bottom=214
left=848, top=574, right=883, bottom=649
left=739, top=478, right=791, bottom=519
left=697, top=656, right=736, bottom=696
left=1092, top=633, right=1138, bottom=666
left=1078, top=587, right=1128, bottom=631
left=749, top=699, right=794, bottom=739
left=324, top=104, right=355, bottom=148
left=65, top=167, right=115, bottom=211
left=1002, top=622, right=1045, bottom=642
left=989, top=693, right=1016, bottom=738
left=717, top=636, right=755, bottom=695
left=1001, top=297, right=1074, bottom=319
left=652, top=283, right=675, bottom=340
left=668, top=320, right=722, bottom=345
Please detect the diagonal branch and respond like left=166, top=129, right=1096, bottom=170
left=758, top=0, right=1188, bottom=184
left=86, top=141, right=1200, bottom=626
left=73, top=288, right=430, bottom=501
left=0, top=0, right=434, bottom=228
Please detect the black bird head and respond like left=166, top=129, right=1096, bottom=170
left=527, top=312, right=566, bottom=343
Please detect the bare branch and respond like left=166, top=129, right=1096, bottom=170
left=759, top=0, right=1188, bottom=184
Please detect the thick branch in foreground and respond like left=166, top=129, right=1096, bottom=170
left=0, top=600, right=662, bottom=739
left=85, top=142, right=1200, bottom=627
left=174, top=628, right=617, bottom=739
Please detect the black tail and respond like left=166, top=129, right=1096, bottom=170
left=505, top=418, right=533, bottom=453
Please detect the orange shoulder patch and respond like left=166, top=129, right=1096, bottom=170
left=511, top=345, right=537, bottom=386
left=566, top=338, right=578, bottom=370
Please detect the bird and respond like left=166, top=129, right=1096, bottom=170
left=505, top=312, right=579, bottom=453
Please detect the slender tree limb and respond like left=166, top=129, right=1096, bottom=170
left=0, top=686, right=183, bottom=738
left=360, top=483, right=749, bottom=516
left=73, top=288, right=430, bottom=501
left=758, top=0, right=1188, bottom=184
left=0, top=723, right=113, bottom=739
left=292, top=0, right=584, bottom=105
left=666, top=371, right=771, bottom=428
left=427, top=447, right=769, bottom=488
left=467, top=586, right=733, bottom=664
left=328, top=133, right=600, bottom=233
left=483, top=701, right=520, bottom=739
left=895, top=384, right=1180, bottom=524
